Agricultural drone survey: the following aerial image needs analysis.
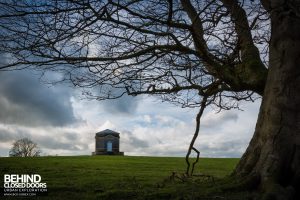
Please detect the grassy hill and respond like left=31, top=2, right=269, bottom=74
left=0, top=156, right=250, bottom=199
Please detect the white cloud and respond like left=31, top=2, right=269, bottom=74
left=143, top=115, right=152, bottom=123
left=202, top=111, right=238, bottom=128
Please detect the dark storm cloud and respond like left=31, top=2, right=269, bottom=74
left=0, top=70, right=78, bottom=127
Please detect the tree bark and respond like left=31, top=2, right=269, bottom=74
left=185, top=96, right=207, bottom=176
left=234, top=2, right=300, bottom=199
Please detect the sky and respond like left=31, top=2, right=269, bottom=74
left=0, top=67, right=261, bottom=158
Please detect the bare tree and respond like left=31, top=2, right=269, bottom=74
left=0, top=0, right=299, bottom=198
left=9, top=138, right=41, bottom=157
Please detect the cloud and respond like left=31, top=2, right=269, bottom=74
left=0, top=126, right=31, bottom=142
left=197, top=139, right=249, bottom=158
left=122, top=130, right=150, bottom=148
left=0, top=70, right=79, bottom=127
left=0, top=98, right=260, bottom=157
left=36, top=136, right=84, bottom=151
left=114, top=100, right=259, bottom=158
left=0, top=123, right=95, bottom=156
left=101, top=94, right=139, bottom=114
left=202, top=111, right=238, bottom=128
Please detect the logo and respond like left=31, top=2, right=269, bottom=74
left=3, top=174, right=47, bottom=197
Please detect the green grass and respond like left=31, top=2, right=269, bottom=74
left=0, top=156, right=249, bottom=199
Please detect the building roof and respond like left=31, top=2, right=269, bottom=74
left=95, top=129, right=120, bottom=137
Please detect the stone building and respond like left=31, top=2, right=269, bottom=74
left=92, top=129, right=124, bottom=155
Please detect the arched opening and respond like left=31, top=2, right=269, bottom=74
left=107, top=141, right=112, bottom=152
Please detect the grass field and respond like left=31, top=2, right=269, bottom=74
left=0, top=156, right=251, bottom=199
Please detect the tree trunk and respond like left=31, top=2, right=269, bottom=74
left=233, top=3, right=300, bottom=200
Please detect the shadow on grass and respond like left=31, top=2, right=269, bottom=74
left=96, top=174, right=256, bottom=200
